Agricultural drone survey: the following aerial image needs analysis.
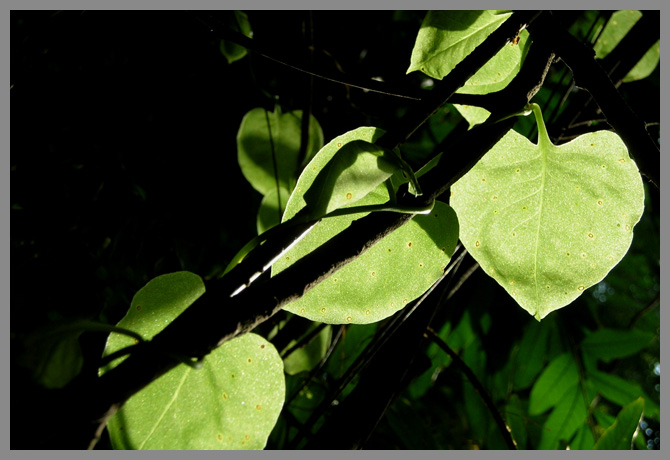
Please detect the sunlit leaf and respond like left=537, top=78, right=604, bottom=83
left=273, top=127, right=459, bottom=324
left=623, top=40, right=660, bottom=82
left=102, top=272, right=285, bottom=450
left=593, top=10, right=659, bottom=83
left=450, top=104, right=645, bottom=320
left=408, top=11, right=512, bottom=80
left=303, top=139, right=399, bottom=219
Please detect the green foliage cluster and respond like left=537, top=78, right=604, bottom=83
left=11, top=10, right=659, bottom=450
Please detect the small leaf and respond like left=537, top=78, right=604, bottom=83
left=593, top=11, right=642, bottom=59
left=219, top=11, right=252, bottom=64
left=622, top=40, right=660, bottom=83
left=102, top=272, right=285, bottom=450
left=257, top=186, right=290, bottom=234
left=587, top=370, right=659, bottom=420
left=505, top=394, right=528, bottom=449
left=237, top=108, right=323, bottom=196
left=450, top=104, right=645, bottom=320
left=20, top=322, right=84, bottom=389
left=283, top=325, right=332, bottom=375
left=528, top=352, right=579, bottom=415
left=537, top=384, right=588, bottom=449
left=303, top=139, right=399, bottom=218
left=594, top=397, right=644, bottom=450
left=580, top=328, right=654, bottom=362
left=512, top=319, right=550, bottom=390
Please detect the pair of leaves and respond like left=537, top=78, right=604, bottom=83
left=101, top=272, right=284, bottom=450
left=237, top=107, right=324, bottom=233
left=593, top=10, right=660, bottom=83
left=407, top=10, right=532, bottom=127
left=273, top=127, right=459, bottom=324
left=450, top=104, right=645, bottom=320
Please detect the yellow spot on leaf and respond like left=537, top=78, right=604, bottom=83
left=475, top=240, right=480, bottom=247
left=578, top=286, right=585, bottom=291
left=588, top=233, right=594, bottom=238
left=346, top=316, right=352, bottom=322
left=346, top=192, right=353, bottom=200
left=256, top=405, right=262, bottom=410
left=320, top=307, right=326, bottom=313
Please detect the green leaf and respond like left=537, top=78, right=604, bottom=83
left=593, top=11, right=642, bottom=59
left=219, top=11, right=252, bottom=64
left=528, top=352, right=579, bottom=416
left=257, top=186, right=291, bottom=234
left=303, top=139, right=400, bottom=218
left=283, top=325, right=332, bottom=375
left=273, top=127, right=459, bottom=324
left=623, top=40, right=660, bottom=83
left=538, top=384, right=588, bottom=449
left=593, top=11, right=659, bottom=83
left=580, top=328, right=654, bottom=363
left=102, top=272, right=285, bottom=450
left=450, top=104, right=645, bottom=320
left=452, top=104, right=491, bottom=129
left=407, top=11, right=513, bottom=81
left=505, top=394, right=528, bottom=449
left=587, top=370, right=659, bottom=420
left=512, top=319, right=549, bottom=390
left=237, top=108, right=324, bottom=196
left=594, top=397, right=644, bottom=449
left=569, top=423, right=596, bottom=450
left=20, top=321, right=85, bottom=389
left=20, top=319, right=145, bottom=389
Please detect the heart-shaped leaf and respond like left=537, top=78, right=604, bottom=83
left=273, top=127, right=459, bottom=324
left=101, top=272, right=285, bottom=450
left=450, top=104, right=645, bottom=320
